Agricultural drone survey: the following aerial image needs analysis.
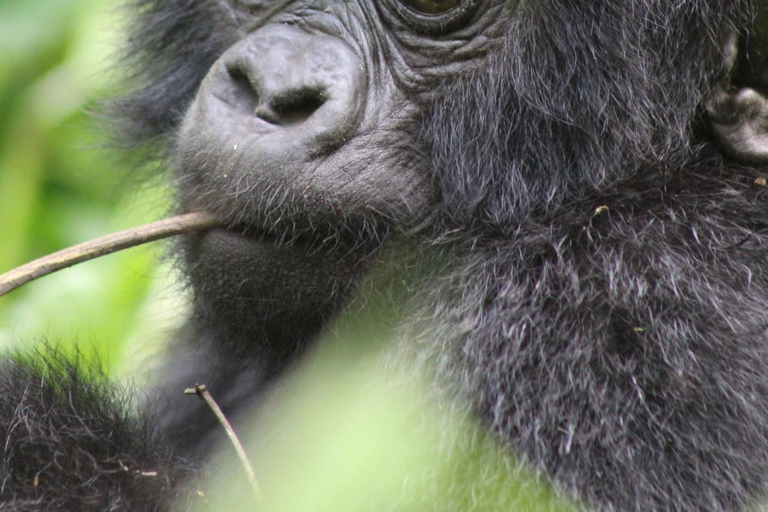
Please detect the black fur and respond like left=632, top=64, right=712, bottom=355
left=5, top=0, right=768, bottom=511
left=427, top=2, right=752, bottom=227
left=0, top=351, right=195, bottom=511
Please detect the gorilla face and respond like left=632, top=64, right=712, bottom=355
left=174, top=0, right=511, bottom=330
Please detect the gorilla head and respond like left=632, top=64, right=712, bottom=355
left=4, top=0, right=768, bottom=511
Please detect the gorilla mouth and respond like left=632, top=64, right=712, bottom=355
left=207, top=218, right=359, bottom=255
left=215, top=222, right=307, bottom=248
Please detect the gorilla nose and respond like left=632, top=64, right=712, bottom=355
left=214, top=24, right=365, bottom=151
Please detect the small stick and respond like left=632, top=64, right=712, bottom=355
left=185, top=384, right=262, bottom=500
left=0, top=212, right=220, bottom=297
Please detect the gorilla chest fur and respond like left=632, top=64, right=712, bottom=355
left=429, top=174, right=768, bottom=510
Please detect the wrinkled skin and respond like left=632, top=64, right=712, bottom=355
left=4, top=0, right=768, bottom=511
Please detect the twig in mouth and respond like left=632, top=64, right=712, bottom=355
left=0, top=212, right=221, bottom=297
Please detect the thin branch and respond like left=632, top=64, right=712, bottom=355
left=0, top=212, right=220, bottom=297
left=185, top=384, right=262, bottom=500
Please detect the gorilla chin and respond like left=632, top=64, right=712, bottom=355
left=183, top=225, right=369, bottom=324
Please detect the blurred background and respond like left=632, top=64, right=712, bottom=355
left=0, top=0, right=182, bottom=371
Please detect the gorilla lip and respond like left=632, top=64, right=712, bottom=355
left=210, top=221, right=352, bottom=253
left=0, top=212, right=221, bottom=297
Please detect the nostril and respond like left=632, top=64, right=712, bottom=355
left=223, top=62, right=327, bottom=125
left=225, top=65, right=260, bottom=112
left=262, top=88, right=327, bottom=125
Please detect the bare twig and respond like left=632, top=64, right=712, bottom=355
left=0, top=212, right=220, bottom=297
left=185, top=384, right=262, bottom=500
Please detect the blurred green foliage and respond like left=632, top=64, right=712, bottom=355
left=186, top=278, right=582, bottom=512
left=194, top=348, right=581, bottom=512
left=0, top=0, right=181, bottom=370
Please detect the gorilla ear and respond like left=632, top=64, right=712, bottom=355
left=709, top=87, right=768, bottom=162
left=708, top=32, right=768, bottom=163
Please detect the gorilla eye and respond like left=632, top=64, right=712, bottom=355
left=400, top=0, right=462, bottom=15
left=391, top=0, right=475, bottom=33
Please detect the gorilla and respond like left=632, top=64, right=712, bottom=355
left=3, top=0, right=768, bottom=510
